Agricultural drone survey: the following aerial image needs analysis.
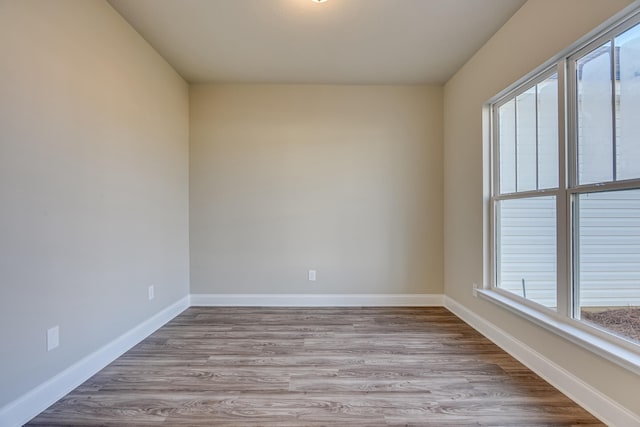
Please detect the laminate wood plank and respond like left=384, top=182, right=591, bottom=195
left=27, top=307, right=604, bottom=426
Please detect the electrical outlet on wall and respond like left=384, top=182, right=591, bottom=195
left=308, top=270, right=316, bottom=281
left=148, top=285, right=155, bottom=300
left=472, top=283, right=479, bottom=297
left=47, top=326, right=59, bottom=351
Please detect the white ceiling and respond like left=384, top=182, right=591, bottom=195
left=108, top=0, right=526, bottom=85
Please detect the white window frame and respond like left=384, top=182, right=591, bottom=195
left=491, top=67, right=567, bottom=315
left=484, top=4, right=640, bottom=375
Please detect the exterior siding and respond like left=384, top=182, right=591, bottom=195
left=500, top=191, right=640, bottom=307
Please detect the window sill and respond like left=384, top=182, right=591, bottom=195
left=477, top=289, right=640, bottom=376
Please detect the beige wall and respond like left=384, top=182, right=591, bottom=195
left=190, top=84, right=443, bottom=295
left=0, top=0, right=190, bottom=407
left=443, top=0, right=639, bottom=416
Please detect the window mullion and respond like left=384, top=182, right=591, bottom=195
left=557, top=62, right=570, bottom=318
left=535, top=84, right=540, bottom=190
left=514, top=101, right=519, bottom=192
left=566, top=53, right=580, bottom=319
left=611, top=38, right=617, bottom=182
left=491, top=105, right=500, bottom=289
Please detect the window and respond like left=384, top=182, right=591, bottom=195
left=494, top=72, right=559, bottom=310
left=490, top=10, right=640, bottom=351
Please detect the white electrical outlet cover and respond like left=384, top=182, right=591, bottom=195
left=47, top=326, right=59, bottom=351
left=308, top=270, right=316, bottom=281
left=148, top=285, right=155, bottom=300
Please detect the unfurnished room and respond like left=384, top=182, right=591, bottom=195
left=1, top=0, right=640, bottom=425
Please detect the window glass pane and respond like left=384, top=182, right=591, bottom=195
left=616, top=23, right=640, bottom=181
left=575, top=189, right=640, bottom=344
left=516, top=88, right=537, bottom=192
left=537, top=75, right=558, bottom=189
left=577, top=42, right=613, bottom=185
left=499, top=100, right=516, bottom=194
left=498, top=196, right=557, bottom=309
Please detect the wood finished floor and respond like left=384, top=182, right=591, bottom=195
left=27, top=307, right=604, bottom=426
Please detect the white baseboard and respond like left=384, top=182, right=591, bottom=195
left=190, top=293, right=444, bottom=307
left=0, top=296, right=190, bottom=427
left=444, top=296, right=640, bottom=427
